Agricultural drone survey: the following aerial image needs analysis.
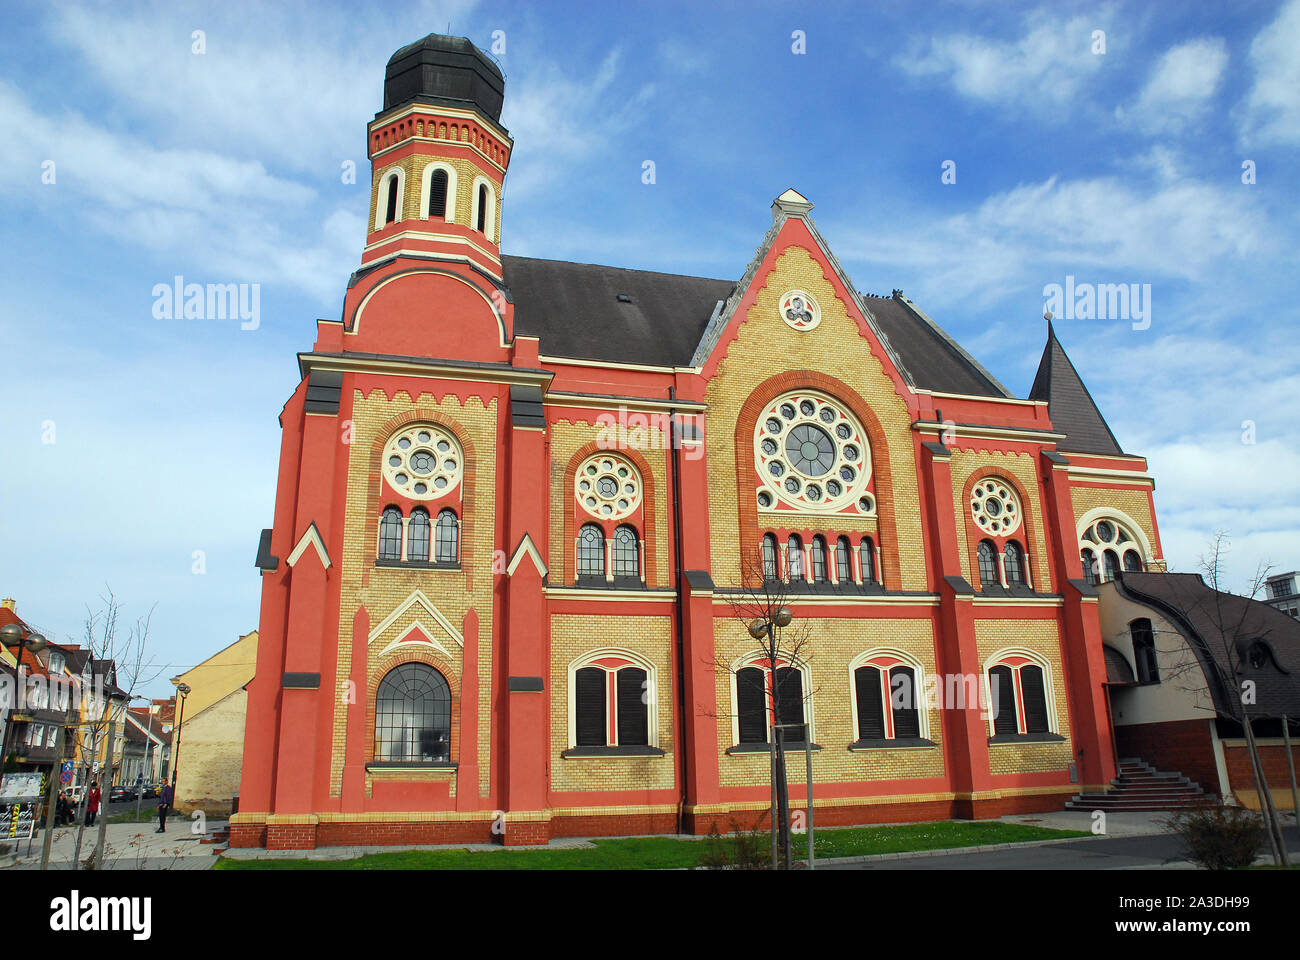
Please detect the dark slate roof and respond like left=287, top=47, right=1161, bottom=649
left=1116, top=572, right=1300, bottom=720
left=1029, top=323, right=1123, bottom=455
left=502, top=255, right=1009, bottom=395
left=383, top=34, right=505, bottom=121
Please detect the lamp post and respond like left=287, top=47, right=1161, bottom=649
left=169, top=679, right=191, bottom=810
left=0, top=624, right=47, bottom=777
left=748, top=605, right=793, bottom=870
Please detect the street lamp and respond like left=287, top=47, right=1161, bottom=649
left=747, top=606, right=798, bottom=869
left=0, top=623, right=47, bottom=777
left=169, top=679, right=191, bottom=803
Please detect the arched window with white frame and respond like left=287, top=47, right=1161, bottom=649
left=729, top=653, right=812, bottom=748
left=374, top=165, right=406, bottom=229
left=984, top=650, right=1058, bottom=739
left=421, top=161, right=457, bottom=221
left=1077, top=511, right=1153, bottom=583
left=564, top=650, right=660, bottom=754
left=850, top=650, right=930, bottom=745
left=471, top=177, right=497, bottom=241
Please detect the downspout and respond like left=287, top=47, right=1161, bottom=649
left=669, top=387, right=689, bottom=835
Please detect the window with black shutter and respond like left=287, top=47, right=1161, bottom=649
left=775, top=667, right=806, bottom=742
left=574, top=667, right=606, bottom=747
left=615, top=667, right=649, bottom=746
left=890, top=666, right=920, bottom=738
left=429, top=169, right=448, bottom=218
left=1020, top=665, right=1049, bottom=733
left=989, top=665, right=1018, bottom=735
left=736, top=667, right=767, bottom=744
left=854, top=666, right=885, bottom=740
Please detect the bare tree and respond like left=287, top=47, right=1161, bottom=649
left=711, top=549, right=817, bottom=869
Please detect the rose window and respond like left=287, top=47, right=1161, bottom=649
left=970, top=479, right=1021, bottom=536
left=779, top=289, right=821, bottom=331
left=754, top=391, right=872, bottom=511
left=383, top=425, right=462, bottom=500
left=575, top=454, right=642, bottom=521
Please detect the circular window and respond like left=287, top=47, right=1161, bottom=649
left=383, top=425, right=463, bottom=500
left=970, top=479, right=1022, bottom=537
left=574, top=454, right=642, bottom=521
left=754, top=390, right=873, bottom=511
left=778, top=289, right=821, bottom=331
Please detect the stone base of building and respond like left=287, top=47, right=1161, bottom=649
left=228, top=790, right=1076, bottom=850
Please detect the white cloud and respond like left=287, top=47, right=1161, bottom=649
left=1117, top=37, right=1227, bottom=134
left=1237, top=0, right=1300, bottom=146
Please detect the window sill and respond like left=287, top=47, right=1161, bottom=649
left=561, top=746, right=666, bottom=759
left=726, top=743, right=821, bottom=755
left=571, top=577, right=647, bottom=590
left=849, top=737, right=937, bottom=751
left=374, top=559, right=461, bottom=571
left=987, top=733, right=1066, bottom=745
left=365, top=761, right=457, bottom=769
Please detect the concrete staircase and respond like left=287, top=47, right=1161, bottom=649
left=1065, top=758, right=1210, bottom=812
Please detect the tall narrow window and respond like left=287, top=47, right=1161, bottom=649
left=379, top=507, right=402, bottom=560
left=854, top=666, right=885, bottom=739
left=428, top=169, right=448, bottom=218
left=988, top=665, right=1018, bottom=736
left=577, top=524, right=605, bottom=578
left=977, top=540, right=999, bottom=587
left=736, top=667, right=767, bottom=744
left=615, top=667, right=649, bottom=746
left=1130, top=618, right=1159, bottom=683
left=761, top=534, right=779, bottom=581
left=859, top=537, right=877, bottom=584
left=384, top=175, right=399, bottom=224
left=810, top=536, right=828, bottom=583
left=1103, top=550, right=1120, bottom=582
left=889, top=666, right=920, bottom=739
left=835, top=537, right=851, bottom=582
left=787, top=535, right=804, bottom=581
left=408, top=508, right=430, bottom=562
left=1020, top=665, right=1049, bottom=733
left=574, top=667, right=606, bottom=747
left=476, top=183, right=488, bottom=232
left=1081, top=548, right=1098, bottom=585
left=775, top=667, right=806, bottom=743
left=612, top=525, right=639, bottom=577
left=435, top=509, right=459, bottom=563
left=1004, top=541, right=1026, bottom=586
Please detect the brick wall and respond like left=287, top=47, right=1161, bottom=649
left=1114, top=718, right=1218, bottom=794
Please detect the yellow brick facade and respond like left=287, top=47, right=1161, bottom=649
left=949, top=448, right=1053, bottom=590
left=975, top=618, right=1075, bottom=773
left=370, top=153, right=503, bottom=243
left=1070, top=484, right=1158, bottom=562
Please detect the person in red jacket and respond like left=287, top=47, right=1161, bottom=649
left=85, top=781, right=101, bottom=827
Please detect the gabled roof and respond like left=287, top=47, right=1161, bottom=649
left=1029, top=323, right=1123, bottom=455
left=1116, top=572, right=1300, bottom=719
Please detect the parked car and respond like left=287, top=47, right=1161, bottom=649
left=139, top=783, right=159, bottom=799
left=108, top=785, right=136, bottom=803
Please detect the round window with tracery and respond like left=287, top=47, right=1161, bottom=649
left=754, top=391, right=872, bottom=511
left=383, top=425, right=462, bottom=500
left=575, top=454, right=643, bottom=521
left=970, top=479, right=1021, bottom=537
left=778, top=290, right=821, bottom=331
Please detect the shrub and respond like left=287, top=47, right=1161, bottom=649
left=1162, top=804, right=1266, bottom=870
left=698, top=814, right=772, bottom=870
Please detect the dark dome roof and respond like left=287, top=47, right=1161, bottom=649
left=383, top=34, right=504, bottom=122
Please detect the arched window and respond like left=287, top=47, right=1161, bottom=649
left=408, top=508, right=430, bottom=562
left=761, top=534, right=779, bottom=581
left=786, top=535, right=804, bottom=581
left=570, top=653, right=658, bottom=750
left=734, top=659, right=811, bottom=746
left=384, top=174, right=399, bottom=224
left=987, top=654, right=1055, bottom=737
left=810, top=536, right=828, bottom=583
left=1130, top=618, right=1159, bottom=684
left=428, top=169, right=448, bottom=218
left=612, top=525, right=639, bottom=577
left=577, top=524, right=605, bottom=578
left=435, top=509, right=459, bottom=563
left=988, top=665, right=1018, bottom=735
left=1103, top=549, right=1120, bottom=582
left=1123, top=550, right=1144, bottom=573
left=859, top=537, right=877, bottom=584
left=977, top=540, right=999, bottom=588
left=476, top=183, right=488, bottom=232
left=854, top=666, right=885, bottom=739
left=835, top=537, right=852, bottom=583
left=374, top=663, right=450, bottom=763
left=852, top=653, right=927, bottom=743
left=1003, top=541, right=1026, bottom=586
left=378, top=507, right=403, bottom=560
left=1081, top=548, right=1098, bottom=585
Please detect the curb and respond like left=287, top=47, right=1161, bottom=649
left=809, top=833, right=1099, bottom=867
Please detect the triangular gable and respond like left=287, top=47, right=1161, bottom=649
left=375, top=621, right=455, bottom=662
left=367, top=589, right=465, bottom=647
left=506, top=532, right=548, bottom=580
left=286, top=522, right=331, bottom=570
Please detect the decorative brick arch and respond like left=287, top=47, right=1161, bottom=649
left=734, top=371, right=900, bottom=588
left=960, top=466, right=1044, bottom=592
left=561, top=441, right=659, bottom=587
left=361, top=403, right=481, bottom=591
left=366, top=648, right=463, bottom=766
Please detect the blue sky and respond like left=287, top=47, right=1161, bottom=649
left=1, top=0, right=1297, bottom=699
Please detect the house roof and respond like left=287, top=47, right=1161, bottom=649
left=1115, top=572, right=1300, bottom=719
left=501, top=255, right=1009, bottom=397
left=1029, top=322, right=1123, bottom=455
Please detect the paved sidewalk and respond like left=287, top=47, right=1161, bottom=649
left=1, top=820, right=225, bottom=870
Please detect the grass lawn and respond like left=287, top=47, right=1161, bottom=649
left=214, top=820, right=1086, bottom=870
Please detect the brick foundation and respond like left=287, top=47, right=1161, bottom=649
left=1114, top=718, right=1219, bottom=796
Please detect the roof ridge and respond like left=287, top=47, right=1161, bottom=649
left=502, top=253, right=732, bottom=285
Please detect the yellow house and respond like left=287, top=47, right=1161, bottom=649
left=171, top=630, right=258, bottom=817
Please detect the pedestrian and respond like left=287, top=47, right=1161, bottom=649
left=157, top=781, right=174, bottom=833
left=85, top=781, right=100, bottom=827
left=56, top=790, right=70, bottom=826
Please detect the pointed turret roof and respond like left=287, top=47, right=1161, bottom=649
left=1029, top=323, right=1123, bottom=455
